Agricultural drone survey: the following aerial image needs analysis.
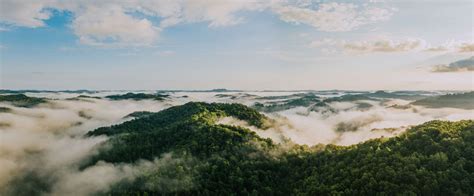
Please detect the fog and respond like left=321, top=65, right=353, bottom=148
left=1, top=91, right=472, bottom=195
left=0, top=97, right=171, bottom=195
left=218, top=97, right=474, bottom=146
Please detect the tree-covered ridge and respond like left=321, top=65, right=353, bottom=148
left=123, top=111, right=155, bottom=119
left=324, top=94, right=375, bottom=102
left=0, top=94, right=48, bottom=107
left=0, top=107, right=12, bottom=113
left=105, top=92, right=169, bottom=101
left=66, top=95, right=102, bottom=101
left=289, top=120, right=474, bottom=195
left=253, top=93, right=321, bottom=112
left=85, top=103, right=473, bottom=195
left=360, top=90, right=428, bottom=100
left=86, top=102, right=279, bottom=194
left=412, top=91, right=474, bottom=109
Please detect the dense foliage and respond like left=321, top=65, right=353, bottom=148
left=0, top=94, right=48, bottom=107
left=124, top=111, right=155, bottom=119
left=85, top=102, right=474, bottom=195
left=361, top=90, right=427, bottom=100
left=324, top=94, right=375, bottom=102
left=289, top=120, right=474, bottom=195
left=105, top=93, right=169, bottom=101
left=412, top=91, right=474, bottom=109
left=253, top=93, right=321, bottom=112
left=0, top=106, right=12, bottom=113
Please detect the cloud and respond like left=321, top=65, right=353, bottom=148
left=309, top=37, right=473, bottom=54
left=458, top=43, right=474, bottom=53
left=1, top=91, right=474, bottom=194
left=343, top=38, right=424, bottom=53
left=0, top=0, right=53, bottom=28
left=0, top=0, right=263, bottom=46
left=271, top=2, right=394, bottom=32
left=0, top=0, right=394, bottom=46
left=424, top=40, right=474, bottom=53
left=431, top=56, right=474, bottom=73
left=219, top=98, right=474, bottom=146
left=71, top=5, right=160, bottom=47
left=0, top=96, right=170, bottom=194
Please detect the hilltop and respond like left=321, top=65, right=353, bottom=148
left=412, top=91, right=474, bottom=109
left=0, top=94, right=48, bottom=107
left=105, top=93, right=169, bottom=101
left=79, top=103, right=474, bottom=195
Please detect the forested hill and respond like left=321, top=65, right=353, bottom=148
left=85, top=102, right=473, bottom=195
left=412, top=91, right=474, bottom=109
left=0, top=94, right=48, bottom=107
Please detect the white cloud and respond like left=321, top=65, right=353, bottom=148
left=309, top=37, right=473, bottom=54
left=174, top=0, right=264, bottom=27
left=458, top=43, right=474, bottom=53
left=0, top=0, right=54, bottom=27
left=343, top=38, right=424, bottom=52
left=0, top=0, right=395, bottom=46
left=424, top=40, right=474, bottom=53
left=71, top=4, right=160, bottom=47
left=271, top=2, right=394, bottom=32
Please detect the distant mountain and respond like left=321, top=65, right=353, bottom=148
left=0, top=94, right=48, bottom=107
left=411, top=92, right=474, bottom=109
left=253, top=93, right=321, bottom=112
left=0, top=89, right=99, bottom=94
left=324, top=94, right=375, bottom=102
left=362, top=90, right=428, bottom=100
left=214, top=93, right=258, bottom=99
left=66, top=95, right=102, bottom=101
left=105, top=93, right=169, bottom=101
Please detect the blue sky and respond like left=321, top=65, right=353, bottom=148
left=0, top=0, right=472, bottom=90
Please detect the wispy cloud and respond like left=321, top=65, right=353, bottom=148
left=0, top=0, right=395, bottom=47
left=431, top=57, right=474, bottom=73
left=271, top=2, right=395, bottom=32
left=343, top=38, right=424, bottom=53
left=309, top=37, right=473, bottom=54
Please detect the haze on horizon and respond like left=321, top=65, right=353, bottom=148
left=0, top=0, right=473, bottom=90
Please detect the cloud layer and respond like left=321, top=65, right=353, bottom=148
left=272, top=2, right=393, bottom=32
left=343, top=38, right=423, bottom=53
left=310, top=37, right=473, bottom=54
left=1, top=91, right=473, bottom=195
left=0, top=0, right=394, bottom=46
left=0, top=96, right=170, bottom=194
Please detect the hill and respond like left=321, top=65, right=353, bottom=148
left=361, top=90, right=428, bottom=100
left=105, top=93, right=169, bottom=101
left=0, top=94, right=48, bottom=107
left=411, top=92, right=474, bottom=109
left=78, top=103, right=474, bottom=195
left=253, top=93, right=321, bottom=112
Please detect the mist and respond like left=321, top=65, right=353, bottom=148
left=0, top=96, right=173, bottom=195
left=1, top=91, right=473, bottom=195
left=219, top=98, right=474, bottom=146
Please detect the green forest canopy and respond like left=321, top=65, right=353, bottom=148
left=80, top=102, right=474, bottom=195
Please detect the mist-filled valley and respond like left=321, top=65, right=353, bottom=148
left=0, top=90, right=473, bottom=195
left=2, top=0, right=473, bottom=194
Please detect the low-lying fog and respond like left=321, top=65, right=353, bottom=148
left=0, top=90, right=472, bottom=194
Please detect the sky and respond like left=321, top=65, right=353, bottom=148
left=0, top=0, right=472, bottom=90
